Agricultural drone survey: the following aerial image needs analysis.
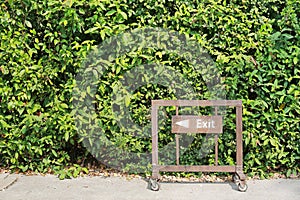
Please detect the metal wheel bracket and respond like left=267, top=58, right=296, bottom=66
left=238, top=182, right=248, bottom=192
left=149, top=179, right=160, bottom=191
left=232, top=173, right=240, bottom=183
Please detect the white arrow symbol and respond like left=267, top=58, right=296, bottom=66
left=175, top=119, right=189, bottom=128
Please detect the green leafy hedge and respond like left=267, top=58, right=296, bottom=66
left=0, top=0, right=299, bottom=178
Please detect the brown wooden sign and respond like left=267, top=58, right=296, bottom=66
left=151, top=100, right=246, bottom=191
left=172, top=115, right=223, bottom=133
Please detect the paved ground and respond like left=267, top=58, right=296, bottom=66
left=0, top=173, right=299, bottom=200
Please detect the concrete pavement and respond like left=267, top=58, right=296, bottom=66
left=0, top=173, right=299, bottom=200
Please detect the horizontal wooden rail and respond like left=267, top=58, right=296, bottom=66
left=155, top=165, right=236, bottom=172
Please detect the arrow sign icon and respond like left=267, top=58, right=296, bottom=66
left=175, top=119, right=189, bottom=128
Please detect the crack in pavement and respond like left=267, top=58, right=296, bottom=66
left=0, top=174, right=19, bottom=191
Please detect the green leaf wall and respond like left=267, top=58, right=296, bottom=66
left=0, top=0, right=299, bottom=177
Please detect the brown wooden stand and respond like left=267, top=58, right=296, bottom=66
left=149, top=100, right=247, bottom=192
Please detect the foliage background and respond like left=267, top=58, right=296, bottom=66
left=0, top=0, right=299, bottom=178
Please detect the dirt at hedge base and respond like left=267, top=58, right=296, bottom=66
left=1, top=167, right=298, bottom=183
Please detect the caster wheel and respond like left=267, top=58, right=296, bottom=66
left=232, top=173, right=240, bottom=183
left=149, top=179, right=160, bottom=191
left=238, top=183, right=248, bottom=192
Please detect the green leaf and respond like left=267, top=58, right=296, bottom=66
left=270, top=32, right=281, bottom=40
left=0, top=119, right=10, bottom=128
left=115, top=66, right=121, bottom=74
left=270, top=138, right=277, bottom=147
left=125, top=95, right=131, bottom=107
left=25, top=20, right=32, bottom=28
left=73, top=169, right=79, bottom=178
left=65, top=132, right=69, bottom=142
left=21, top=126, right=27, bottom=134
left=106, top=10, right=117, bottom=16
left=60, top=103, right=68, bottom=109
left=59, top=172, right=66, bottom=180
left=293, top=57, right=298, bottom=65
left=21, top=165, right=29, bottom=172
left=84, top=27, right=100, bottom=34
left=82, top=167, right=89, bottom=174
left=52, top=149, right=58, bottom=157
left=119, top=11, right=127, bottom=20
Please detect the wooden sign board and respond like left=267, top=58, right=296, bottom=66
left=172, top=115, right=223, bottom=133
